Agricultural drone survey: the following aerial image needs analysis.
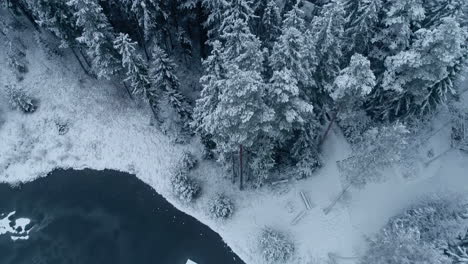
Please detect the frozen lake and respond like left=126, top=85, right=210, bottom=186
left=0, top=169, right=244, bottom=264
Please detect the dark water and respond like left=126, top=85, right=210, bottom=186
left=0, top=169, right=245, bottom=264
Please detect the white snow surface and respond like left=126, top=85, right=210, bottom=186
left=1, top=25, right=468, bottom=263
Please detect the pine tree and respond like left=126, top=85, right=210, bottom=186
left=310, top=0, right=346, bottom=94
left=127, top=0, right=166, bottom=41
left=378, top=18, right=468, bottom=118
left=270, top=3, right=310, bottom=87
left=370, top=0, right=426, bottom=60
left=200, top=64, right=274, bottom=159
left=202, top=0, right=229, bottom=41
left=68, top=0, right=122, bottom=79
left=258, top=0, right=281, bottom=50
left=281, top=0, right=299, bottom=18
left=24, top=0, right=82, bottom=48
left=423, top=0, right=468, bottom=27
left=150, top=46, right=192, bottom=123
left=113, top=33, right=159, bottom=112
left=219, top=0, right=263, bottom=71
left=331, top=54, right=375, bottom=142
left=196, top=0, right=274, bottom=178
left=268, top=69, right=314, bottom=137
left=193, top=40, right=225, bottom=132
left=331, top=54, right=375, bottom=104
left=344, top=0, right=383, bottom=56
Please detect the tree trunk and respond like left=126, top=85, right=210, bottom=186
left=232, top=153, right=236, bottom=184
left=239, top=144, right=244, bottom=190
left=71, top=48, right=92, bottom=76
left=320, top=109, right=339, bottom=147
left=122, top=82, right=134, bottom=100
left=78, top=48, right=91, bottom=69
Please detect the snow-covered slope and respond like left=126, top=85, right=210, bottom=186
left=1, top=25, right=468, bottom=264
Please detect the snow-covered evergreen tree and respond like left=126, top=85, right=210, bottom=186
left=202, top=0, right=229, bottom=41
left=380, top=18, right=468, bottom=117
left=113, top=33, right=159, bottom=111
left=423, top=0, right=468, bottom=27
left=68, top=0, right=122, bottom=79
left=24, top=0, right=81, bottom=48
left=150, top=46, right=192, bottom=123
left=343, top=0, right=382, bottom=56
left=268, top=70, right=314, bottom=136
left=193, top=40, right=225, bottom=133
left=270, top=3, right=311, bottom=87
left=331, top=54, right=375, bottom=105
left=258, top=0, right=281, bottom=50
left=126, top=0, right=166, bottom=41
left=196, top=0, right=275, bottom=165
left=370, top=0, right=426, bottom=60
left=200, top=64, right=274, bottom=159
left=309, top=0, right=346, bottom=93
left=331, top=54, right=375, bottom=142
left=219, top=0, right=264, bottom=72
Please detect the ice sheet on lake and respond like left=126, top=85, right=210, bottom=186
left=0, top=211, right=32, bottom=241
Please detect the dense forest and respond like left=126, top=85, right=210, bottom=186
left=2, top=0, right=468, bottom=188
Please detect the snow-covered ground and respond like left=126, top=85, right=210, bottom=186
left=1, top=25, right=468, bottom=264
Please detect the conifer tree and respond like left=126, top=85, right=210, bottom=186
left=331, top=54, right=375, bottom=141
left=423, top=0, right=468, bottom=27
left=24, top=0, right=81, bottom=48
left=196, top=0, right=273, bottom=175
left=310, top=0, right=346, bottom=94
left=202, top=0, right=229, bottom=41
left=270, top=3, right=310, bottom=87
left=113, top=33, right=159, bottom=113
left=193, top=40, right=225, bottom=131
left=127, top=0, right=166, bottom=41
left=150, top=46, right=192, bottom=123
left=258, top=0, right=281, bottom=50
left=370, top=0, right=426, bottom=60
left=68, top=0, right=122, bottom=79
left=378, top=18, right=468, bottom=117
left=344, top=0, right=382, bottom=56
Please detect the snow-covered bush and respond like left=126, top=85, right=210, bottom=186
left=446, top=231, right=468, bottom=263
left=338, top=123, right=409, bottom=187
left=170, top=168, right=200, bottom=203
left=361, top=197, right=468, bottom=264
left=259, top=228, right=294, bottom=264
left=4, top=85, right=38, bottom=113
left=180, top=151, right=198, bottom=171
left=208, top=194, right=234, bottom=219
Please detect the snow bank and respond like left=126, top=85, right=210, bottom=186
left=1, top=27, right=468, bottom=264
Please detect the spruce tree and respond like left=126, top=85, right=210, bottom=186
left=24, top=0, right=82, bottom=48
left=258, top=0, right=281, bottom=50
left=370, top=0, right=426, bottom=60
left=331, top=54, right=375, bottom=142
left=344, top=0, right=383, bottom=56
left=270, top=3, right=310, bottom=87
left=310, top=0, right=346, bottom=94
left=150, top=46, right=192, bottom=123
left=196, top=0, right=274, bottom=175
left=113, top=33, right=159, bottom=111
left=193, top=40, right=225, bottom=131
left=68, top=0, right=122, bottom=79
left=379, top=18, right=468, bottom=117
left=202, top=0, right=229, bottom=41
left=423, top=0, right=468, bottom=27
